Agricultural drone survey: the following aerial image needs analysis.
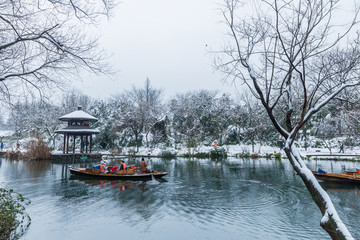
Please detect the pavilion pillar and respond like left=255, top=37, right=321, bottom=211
left=73, top=135, right=76, bottom=153
left=85, top=135, right=88, bottom=153
left=90, top=135, right=93, bottom=153
left=66, top=134, right=70, bottom=153
left=63, top=134, right=66, bottom=153
left=80, top=136, right=83, bottom=153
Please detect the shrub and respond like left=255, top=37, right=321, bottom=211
left=23, top=135, right=52, bottom=160
left=235, top=151, right=250, bottom=158
left=0, top=188, right=31, bottom=240
left=181, top=153, right=192, bottom=158
left=159, top=151, right=177, bottom=159
left=274, top=152, right=281, bottom=159
left=194, top=152, right=210, bottom=159
left=5, top=151, right=22, bottom=160
left=210, top=148, right=227, bottom=159
left=313, top=140, right=322, bottom=148
left=179, top=152, right=210, bottom=158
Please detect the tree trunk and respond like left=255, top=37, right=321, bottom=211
left=145, top=131, right=149, bottom=148
left=134, top=132, right=139, bottom=153
left=251, top=138, right=255, bottom=153
left=283, top=146, right=353, bottom=240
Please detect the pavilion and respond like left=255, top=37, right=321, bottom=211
left=55, top=107, right=100, bottom=154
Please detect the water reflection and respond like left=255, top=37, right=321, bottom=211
left=69, top=176, right=157, bottom=192
left=0, top=157, right=359, bottom=240
left=2, top=159, right=51, bottom=178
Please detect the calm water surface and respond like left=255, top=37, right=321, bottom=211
left=0, top=157, right=359, bottom=240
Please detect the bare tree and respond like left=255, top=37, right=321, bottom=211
left=61, top=90, right=93, bottom=113
left=0, top=0, right=115, bottom=103
left=216, top=0, right=360, bottom=239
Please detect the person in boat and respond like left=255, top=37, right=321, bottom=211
left=100, top=161, right=108, bottom=173
left=120, top=160, right=127, bottom=170
left=139, top=158, right=150, bottom=173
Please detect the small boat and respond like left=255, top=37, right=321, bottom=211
left=312, top=169, right=360, bottom=185
left=68, top=166, right=168, bottom=180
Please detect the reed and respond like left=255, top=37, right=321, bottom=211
left=23, top=135, right=52, bottom=160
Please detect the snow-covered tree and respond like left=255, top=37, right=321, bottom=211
left=244, top=92, right=274, bottom=152
left=315, top=113, right=337, bottom=154
left=91, top=99, right=117, bottom=150
left=216, top=0, right=360, bottom=238
left=168, top=90, right=235, bottom=151
left=169, top=91, right=209, bottom=152
left=110, top=79, right=164, bottom=151
left=8, top=99, right=61, bottom=147
left=111, top=93, right=143, bottom=151
left=208, top=93, right=233, bottom=145
left=131, top=78, right=164, bottom=148
left=0, top=0, right=115, bottom=104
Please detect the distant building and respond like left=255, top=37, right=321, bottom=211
left=55, top=107, right=100, bottom=153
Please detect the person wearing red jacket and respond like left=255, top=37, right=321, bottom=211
left=100, top=161, right=108, bottom=173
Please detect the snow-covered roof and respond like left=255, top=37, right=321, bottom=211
left=59, top=110, right=98, bottom=122
left=55, top=128, right=100, bottom=134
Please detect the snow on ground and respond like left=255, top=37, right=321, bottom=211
left=2, top=128, right=359, bottom=158
left=0, top=130, right=14, bottom=137
left=116, top=143, right=360, bottom=158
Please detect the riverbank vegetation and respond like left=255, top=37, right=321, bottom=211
left=0, top=188, right=31, bottom=240
left=1, top=79, right=359, bottom=158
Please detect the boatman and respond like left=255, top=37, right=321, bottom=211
left=139, top=158, right=150, bottom=173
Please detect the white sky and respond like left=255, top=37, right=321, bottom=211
left=72, top=0, right=356, bottom=100
left=73, top=0, right=241, bottom=99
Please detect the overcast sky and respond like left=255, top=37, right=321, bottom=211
left=72, top=0, right=355, bottom=100
left=73, top=0, right=240, bottom=99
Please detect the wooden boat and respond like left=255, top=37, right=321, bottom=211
left=312, top=170, right=360, bottom=185
left=69, top=166, right=167, bottom=180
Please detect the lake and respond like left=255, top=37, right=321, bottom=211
left=1, top=157, right=359, bottom=240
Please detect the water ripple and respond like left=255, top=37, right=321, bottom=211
left=167, top=176, right=308, bottom=236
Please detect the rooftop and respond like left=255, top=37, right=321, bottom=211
left=58, top=107, right=98, bottom=122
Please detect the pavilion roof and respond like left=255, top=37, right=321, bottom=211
left=55, top=128, right=100, bottom=134
left=59, top=110, right=98, bottom=122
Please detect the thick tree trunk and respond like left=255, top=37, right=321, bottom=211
left=283, top=146, right=353, bottom=240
